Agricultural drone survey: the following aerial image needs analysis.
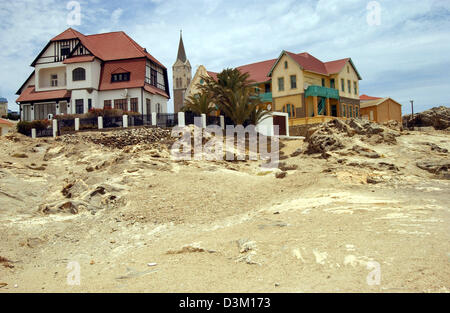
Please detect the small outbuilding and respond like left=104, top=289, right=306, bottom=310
left=0, top=118, right=14, bottom=136
left=360, top=96, right=402, bottom=124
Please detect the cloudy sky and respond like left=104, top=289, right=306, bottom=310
left=0, top=0, right=449, bottom=113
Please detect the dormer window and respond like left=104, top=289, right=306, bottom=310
left=61, top=45, right=70, bottom=57
left=111, top=72, right=130, bottom=82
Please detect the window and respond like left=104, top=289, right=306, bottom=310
left=347, top=66, right=350, bottom=73
left=114, top=99, right=127, bottom=111
left=111, top=72, right=130, bottom=82
left=349, top=105, right=353, bottom=118
left=347, top=80, right=351, bottom=93
left=75, top=99, right=84, bottom=114
left=284, top=104, right=295, bottom=118
left=265, top=83, right=271, bottom=93
left=200, top=78, right=204, bottom=85
left=88, top=99, right=92, bottom=111
left=290, top=75, right=297, bottom=89
left=330, top=79, right=335, bottom=89
left=104, top=100, right=112, bottom=109
left=342, top=104, right=346, bottom=117
left=51, top=74, right=58, bottom=87
left=150, top=69, right=158, bottom=87
left=321, top=78, right=325, bottom=87
left=284, top=61, right=288, bottom=69
left=157, top=103, right=161, bottom=113
left=61, top=45, right=70, bottom=57
left=355, top=106, right=359, bottom=117
left=354, top=81, right=358, bottom=95
left=341, top=79, right=345, bottom=92
left=72, top=68, right=86, bottom=81
left=146, top=98, right=151, bottom=114
left=130, top=98, right=138, bottom=112
left=278, top=77, right=285, bottom=91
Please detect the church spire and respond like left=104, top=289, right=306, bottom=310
left=176, top=30, right=187, bottom=63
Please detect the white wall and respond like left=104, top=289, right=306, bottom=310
left=256, top=112, right=289, bottom=137
left=66, top=59, right=101, bottom=90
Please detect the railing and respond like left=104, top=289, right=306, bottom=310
left=36, top=128, right=54, bottom=138
left=79, top=117, right=98, bottom=130
left=128, top=114, right=152, bottom=127
left=58, top=118, right=75, bottom=135
left=103, top=116, right=123, bottom=128
left=206, top=115, right=221, bottom=126
left=157, top=113, right=178, bottom=128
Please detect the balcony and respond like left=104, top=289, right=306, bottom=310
left=258, top=92, right=272, bottom=103
left=305, top=85, right=339, bottom=99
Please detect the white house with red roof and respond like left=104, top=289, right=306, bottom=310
left=16, top=28, right=170, bottom=121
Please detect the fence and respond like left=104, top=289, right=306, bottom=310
left=157, top=113, right=178, bottom=128
left=36, top=128, right=54, bottom=138
left=27, top=112, right=228, bottom=138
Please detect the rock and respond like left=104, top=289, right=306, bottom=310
left=416, top=160, right=450, bottom=179
left=166, top=242, right=207, bottom=254
left=290, top=148, right=302, bottom=157
left=305, top=133, right=344, bottom=154
left=237, top=239, right=257, bottom=253
left=11, top=153, right=28, bottom=158
left=403, top=106, right=450, bottom=130
left=423, top=143, right=448, bottom=153
left=275, top=172, right=287, bottom=179
left=352, top=145, right=381, bottom=159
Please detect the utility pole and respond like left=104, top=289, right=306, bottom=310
left=409, top=100, right=414, bottom=129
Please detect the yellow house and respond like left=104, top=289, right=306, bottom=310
left=268, top=51, right=362, bottom=126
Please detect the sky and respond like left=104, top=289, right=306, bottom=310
left=0, top=0, right=449, bottom=114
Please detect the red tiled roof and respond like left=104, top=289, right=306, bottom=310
left=286, top=52, right=328, bottom=75
left=144, top=84, right=169, bottom=99
left=0, top=118, right=14, bottom=126
left=98, top=59, right=146, bottom=91
left=63, top=55, right=95, bottom=64
left=52, top=28, right=166, bottom=69
left=360, top=94, right=382, bottom=101
left=16, top=86, right=71, bottom=103
left=206, top=71, right=218, bottom=81
left=237, top=59, right=276, bottom=83
left=324, top=58, right=350, bottom=75
left=51, top=28, right=84, bottom=41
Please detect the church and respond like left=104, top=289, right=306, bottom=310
left=172, top=31, right=192, bottom=113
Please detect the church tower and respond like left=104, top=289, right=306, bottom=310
left=173, top=31, right=192, bottom=113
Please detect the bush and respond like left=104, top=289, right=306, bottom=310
left=17, top=120, right=51, bottom=135
left=7, top=113, right=20, bottom=121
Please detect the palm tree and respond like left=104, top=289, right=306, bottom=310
left=181, top=92, right=216, bottom=115
left=199, top=68, right=270, bottom=125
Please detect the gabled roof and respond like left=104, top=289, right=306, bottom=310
left=206, top=71, right=218, bottom=81
left=16, top=71, right=35, bottom=95
left=236, top=58, right=277, bottom=83
left=360, top=97, right=402, bottom=109
left=360, top=94, right=382, bottom=101
left=268, top=50, right=362, bottom=80
left=16, top=86, right=71, bottom=103
left=0, top=118, right=14, bottom=127
left=32, top=28, right=166, bottom=69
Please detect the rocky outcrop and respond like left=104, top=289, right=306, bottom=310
left=403, top=106, right=450, bottom=130
left=305, top=118, right=400, bottom=156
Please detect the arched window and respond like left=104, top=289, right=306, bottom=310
left=72, top=68, right=86, bottom=81
left=283, top=104, right=295, bottom=118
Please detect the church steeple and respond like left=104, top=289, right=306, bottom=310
left=172, top=30, right=192, bottom=113
left=176, top=30, right=187, bottom=63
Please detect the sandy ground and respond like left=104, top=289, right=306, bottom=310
left=0, top=127, right=449, bottom=293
